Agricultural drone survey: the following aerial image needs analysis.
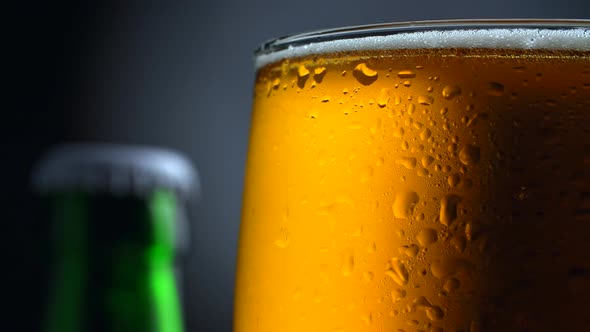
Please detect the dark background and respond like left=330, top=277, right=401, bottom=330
left=7, top=1, right=589, bottom=331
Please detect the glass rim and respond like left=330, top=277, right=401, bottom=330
left=255, top=19, right=590, bottom=58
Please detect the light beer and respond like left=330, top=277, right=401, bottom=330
left=235, top=24, right=590, bottom=331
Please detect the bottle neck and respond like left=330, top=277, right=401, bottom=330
left=45, top=190, right=184, bottom=332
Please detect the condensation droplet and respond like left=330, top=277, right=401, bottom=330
left=418, top=95, right=434, bottom=106
left=399, top=244, right=420, bottom=257
left=442, top=85, right=461, bottom=99
left=401, top=141, right=409, bottom=151
left=451, top=235, right=467, bottom=252
left=403, top=80, right=412, bottom=87
left=440, top=195, right=460, bottom=226
left=398, top=70, right=416, bottom=78
left=364, top=271, right=375, bottom=282
left=385, top=257, right=409, bottom=286
left=394, top=126, right=405, bottom=138
left=426, top=306, right=444, bottom=321
left=393, top=191, right=419, bottom=218
left=361, top=312, right=373, bottom=325
left=341, top=249, right=354, bottom=276
left=396, top=157, right=417, bottom=170
left=360, top=166, right=374, bottom=183
left=459, top=144, right=481, bottom=165
left=487, top=82, right=505, bottom=96
left=392, top=288, right=407, bottom=301
left=421, top=156, right=435, bottom=168
left=443, top=278, right=460, bottom=293
left=314, top=67, right=327, bottom=82
left=417, top=168, right=429, bottom=177
left=416, top=228, right=438, bottom=246
left=419, top=128, right=432, bottom=141
left=447, top=173, right=460, bottom=187
left=274, top=226, right=290, bottom=248
left=407, top=103, right=416, bottom=114
left=377, top=88, right=390, bottom=107
left=353, top=63, right=378, bottom=85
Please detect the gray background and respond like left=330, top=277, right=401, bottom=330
left=10, top=1, right=589, bottom=331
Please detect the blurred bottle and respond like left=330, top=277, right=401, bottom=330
left=32, top=144, right=198, bottom=332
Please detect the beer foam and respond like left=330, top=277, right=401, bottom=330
left=255, top=28, right=590, bottom=68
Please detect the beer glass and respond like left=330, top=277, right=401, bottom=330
left=235, top=20, right=590, bottom=331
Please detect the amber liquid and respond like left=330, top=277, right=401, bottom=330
left=235, top=48, right=590, bottom=331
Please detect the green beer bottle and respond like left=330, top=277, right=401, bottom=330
left=33, top=144, right=198, bottom=332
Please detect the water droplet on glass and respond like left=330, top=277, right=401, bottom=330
left=440, top=195, right=460, bottom=226
left=447, top=173, right=460, bottom=187
left=398, top=70, right=416, bottom=78
left=403, top=80, right=412, bottom=87
left=353, top=63, right=378, bottom=85
left=399, top=244, right=420, bottom=257
left=364, top=271, right=375, bottom=282
left=394, top=126, right=405, bottom=138
left=407, top=103, right=416, bottom=114
left=392, top=288, right=407, bottom=301
left=378, top=88, right=390, bottom=107
left=321, top=95, right=331, bottom=103
left=393, top=191, right=419, bottom=219
left=459, top=145, right=481, bottom=165
left=296, top=66, right=310, bottom=88
left=418, top=95, right=434, bottom=106
left=425, top=306, right=444, bottom=321
left=385, top=257, right=409, bottom=286
left=314, top=67, right=327, bottom=82
left=487, top=82, right=504, bottom=96
left=416, top=228, right=438, bottom=246
left=417, top=168, right=429, bottom=177
left=451, top=235, right=467, bottom=252
left=421, top=156, right=434, bottom=168
left=341, top=249, right=354, bottom=276
left=420, top=128, right=432, bottom=141
left=361, top=313, right=373, bottom=325
left=396, top=157, right=417, bottom=170
left=442, top=85, right=461, bottom=99
left=274, top=226, right=290, bottom=248
left=443, top=278, right=460, bottom=293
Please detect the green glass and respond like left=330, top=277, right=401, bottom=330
left=44, top=190, right=183, bottom=332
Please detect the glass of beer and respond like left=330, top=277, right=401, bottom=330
left=235, top=20, right=590, bottom=331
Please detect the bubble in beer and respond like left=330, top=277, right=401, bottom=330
left=396, top=157, right=417, bottom=169
left=440, top=195, right=460, bottom=226
left=385, top=257, right=409, bottom=286
left=398, top=70, right=416, bottom=78
left=418, top=95, right=434, bottom=106
left=416, top=228, right=438, bottom=246
left=459, top=144, right=481, bottom=165
left=353, top=63, right=378, bottom=85
left=393, top=191, right=419, bottom=218
left=487, top=82, right=505, bottom=96
left=442, top=85, right=461, bottom=99
left=399, top=244, right=420, bottom=258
